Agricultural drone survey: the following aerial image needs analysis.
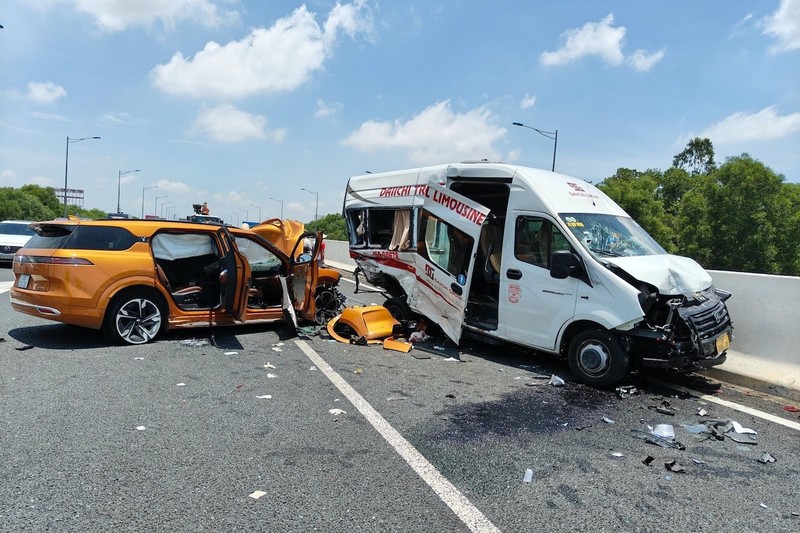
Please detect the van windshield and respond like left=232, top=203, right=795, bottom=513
left=559, top=213, right=666, bottom=258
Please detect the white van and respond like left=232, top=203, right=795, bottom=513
left=343, top=162, right=733, bottom=386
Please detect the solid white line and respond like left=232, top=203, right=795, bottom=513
left=295, top=339, right=501, bottom=533
left=652, top=379, right=800, bottom=432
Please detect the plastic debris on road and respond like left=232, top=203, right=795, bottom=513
left=255, top=395, right=272, bottom=399
left=652, top=424, right=676, bottom=440
left=602, top=416, right=616, bottom=424
left=697, top=407, right=708, bottom=416
left=249, top=490, right=267, bottom=500
left=548, top=375, right=565, bottom=387
left=648, top=400, right=676, bottom=416
left=329, top=408, right=346, bottom=416
left=135, top=426, right=146, bottom=431
left=642, top=455, right=655, bottom=466
left=631, top=429, right=686, bottom=450
left=264, top=363, right=276, bottom=369
left=664, top=460, right=686, bottom=473
left=616, top=385, right=638, bottom=398
left=758, top=452, right=777, bottom=464
left=523, top=468, right=534, bottom=483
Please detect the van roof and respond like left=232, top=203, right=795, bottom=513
left=345, top=162, right=627, bottom=216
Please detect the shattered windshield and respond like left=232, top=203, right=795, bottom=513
left=560, top=213, right=666, bottom=258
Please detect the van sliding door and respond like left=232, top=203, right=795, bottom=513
left=411, top=182, right=489, bottom=343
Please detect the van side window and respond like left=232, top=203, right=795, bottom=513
left=515, top=216, right=570, bottom=269
left=418, top=209, right=473, bottom=280
left=347, top=208, right=412, bottom=250
left=346, top=210, right=366, bottom=247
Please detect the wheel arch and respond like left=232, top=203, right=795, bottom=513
left=558, top=319, right=610, bottom=357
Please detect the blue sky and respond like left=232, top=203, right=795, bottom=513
left=2, top=0, right=799, bottom=223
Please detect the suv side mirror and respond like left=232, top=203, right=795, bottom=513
left=550, top=250, right=581, bottom=279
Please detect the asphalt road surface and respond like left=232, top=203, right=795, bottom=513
left=2, top=266, right=800, bottom=532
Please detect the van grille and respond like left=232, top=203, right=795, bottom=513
left=682, top=298, right=730, bottom=340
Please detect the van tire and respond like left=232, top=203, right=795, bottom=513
left=567, top=329, right=629, bottom=387
left=383, top=297, right=412, bottom=322
left=102, top=289, right=166, bottom=345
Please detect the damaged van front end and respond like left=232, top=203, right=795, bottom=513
left=604, top=255, right=733, bottom=372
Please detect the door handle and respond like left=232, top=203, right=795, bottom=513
left=506, top=268, right=522, bottom=280
left=450, top=282, right=463, bottom=295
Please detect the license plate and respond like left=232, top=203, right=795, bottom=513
left=715, top=331, right=730, bottom=353
left=17, top=274, right=30, bottom=289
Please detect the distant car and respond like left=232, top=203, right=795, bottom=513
left=10, top=218, right=330, bottom=345
left=0, top=220, right=35, bottom=265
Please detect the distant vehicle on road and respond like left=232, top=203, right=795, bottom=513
left=0, top=220, right=35, bottom=265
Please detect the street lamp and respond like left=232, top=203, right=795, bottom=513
left=63, top=135, right=100, bottom=216
left=300, top=187, right=319, bottom=221
left=250, top=204, right=262, bottom=222
left=117, top=169, right=140, bottom=214
left=141, top=185, right=158, bottom=218
left=161, top=201, right=172, bottom=218
left=239, top=208, right=248, bottom=224
left=269, top=197, right=283, bottom=219
left=155, top=195, right=168, bottom=218
left=512, top=122, right=558, bottom=172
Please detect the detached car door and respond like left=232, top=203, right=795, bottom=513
left=411, top=182, right=489, bottom=344
left=285, top=231, right=320, bottom=323
left=218, top=226, right=250, bottom=321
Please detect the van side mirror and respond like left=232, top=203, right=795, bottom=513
left=550, top=250, right=580, bottom=279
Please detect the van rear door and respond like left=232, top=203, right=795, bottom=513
left=411, top=182, right=489, bottom=343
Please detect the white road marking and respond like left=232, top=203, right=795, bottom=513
left=653, top=379, right=800, bottom=432
left=0, top=281, right=13, bottom=294
left=295, top=339, right=501, bottom=533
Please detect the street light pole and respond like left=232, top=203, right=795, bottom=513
left=161, top=201, right=172, bottom=218
left=155, top=195, right=168, bottom=218
left=270, top=197, right=284, bottom=219
left=117, top=169, right=140, bottom=214
left=512, top=122, right=558, bottom=172
left=300, top=187, right=318, bottom=221
left=141, top=185, right=158, bottom=218
left=63, top=136, right=101, bottom=217
left=250, top=204, right=261, bottom=222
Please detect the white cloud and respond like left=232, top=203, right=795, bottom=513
left=520, top=94, right=536, bottom=110
left=540, top=14, right=664, bottom=70
left=761, top=0, right=800, bottom=52
left=26, top=81, right=66, bottom=104
left=151, top=1, right=373, bottom=99
left=29, top=111, right=68, bottom=122
left=191, top=103, right=286, bottom=143
left=342, top=100, right=506, bottom=164
left=627, top=48, right=666, bottom=71
left=697, top=106, right=800, bottom=143
left=73, top=0, right=238, bottom=32
left=315, top=98, right=343, bottom=118
left=153, top=179, right=192, bottom=192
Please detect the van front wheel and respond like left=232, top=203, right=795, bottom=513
left=568, top=329, right=629, bottom=387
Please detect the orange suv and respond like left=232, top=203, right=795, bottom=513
left=10, top=218, right=337, bottom=345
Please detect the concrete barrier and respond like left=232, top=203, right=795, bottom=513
left=324, top=240, right=800, bottom=400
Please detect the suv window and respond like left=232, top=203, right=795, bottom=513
left=27, top=225, right=139, bottom=251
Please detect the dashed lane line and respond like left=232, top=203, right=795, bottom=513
left=295, top=339, right=502, bottom=533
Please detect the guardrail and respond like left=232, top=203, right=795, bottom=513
left=324, top=240, right=800, bottom=399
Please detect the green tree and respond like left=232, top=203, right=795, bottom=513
left=306, top=213, right=346, bottom=241
left=0, top=187, right=59, bottom=221
left=673, top=137, right=716, bottom=175
left=703, top=154, right=789, bottom=274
